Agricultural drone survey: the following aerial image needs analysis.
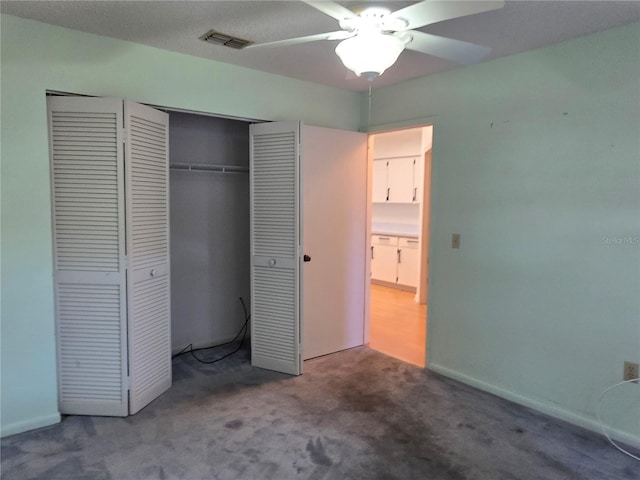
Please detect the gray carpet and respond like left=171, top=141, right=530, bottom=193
left=1, top=345, right=637, bottom=479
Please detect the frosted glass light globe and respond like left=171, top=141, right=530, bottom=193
left=335, top=33, right=405, bottom=81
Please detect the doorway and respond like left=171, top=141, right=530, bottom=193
left=367, top=125, right=433, bottom=367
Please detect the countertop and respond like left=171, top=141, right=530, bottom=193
left=371, top=223, right=419, bottom=239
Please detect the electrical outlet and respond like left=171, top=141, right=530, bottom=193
left=623, top=361, right=639, bottom=383
left=451, top=233, right=461, bottom=249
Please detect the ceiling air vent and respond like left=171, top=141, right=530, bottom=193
left=199, top=30, right=253, bottom=49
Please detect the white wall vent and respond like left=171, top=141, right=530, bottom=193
left=199, top=30, right=253, bottom=49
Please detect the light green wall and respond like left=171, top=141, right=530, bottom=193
left=0, top=14, right=361, bottom=437
left=369, top=23, right=640, bottom=444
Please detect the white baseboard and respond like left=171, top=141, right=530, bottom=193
left=428, top=362, right=640, bottom=449
left=1, top=412, right=61, bottom=438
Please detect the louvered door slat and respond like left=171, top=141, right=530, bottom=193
left=250, top=122, right=302, bottom=376
left=49, top=97, right=128, bottom=417
left=125, top=100, right=171, bottom=415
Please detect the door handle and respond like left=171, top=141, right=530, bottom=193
left=371, top=246, right=374, bottom=260
left=413, top=187, right=417, bottom=202
left=386, top=187, right=390, bottom=202
left=397, top=249, right=402, bottom=264
left=303, top=255, right=311, bottom=262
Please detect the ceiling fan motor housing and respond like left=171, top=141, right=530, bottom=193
left=340, top=6, right=409, bottom=35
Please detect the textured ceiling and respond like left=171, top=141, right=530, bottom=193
left=2, top=1, right=639, bottom=91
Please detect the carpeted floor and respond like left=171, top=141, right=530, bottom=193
left=1, top=345, right=637, bottom=479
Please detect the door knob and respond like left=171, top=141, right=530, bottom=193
left=303, top=255, right=311, bottom=262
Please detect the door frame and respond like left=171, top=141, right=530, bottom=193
left=363, top=123, right=435, bottom=367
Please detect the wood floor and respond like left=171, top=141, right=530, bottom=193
left=368, top=284, right=427, bottom=367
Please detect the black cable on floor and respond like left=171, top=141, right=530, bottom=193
left=172, top=297, right=250, bottom=364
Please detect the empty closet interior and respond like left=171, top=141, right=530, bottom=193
left=49, top=97, right=368, bottom=417
left=169, top=111, right=251, bottom=354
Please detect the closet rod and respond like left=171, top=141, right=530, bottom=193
left=169, top=163, right=248, bottom=174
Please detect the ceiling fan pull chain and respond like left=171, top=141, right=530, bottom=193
left=368, top=83, right=372, bottom=129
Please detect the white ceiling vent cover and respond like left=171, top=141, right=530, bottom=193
left=200, top=30, right=253, bottom=49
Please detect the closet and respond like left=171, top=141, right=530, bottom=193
left=49, top=98, right=367, bottom=413
left=48, top=97, right=171, bottom=416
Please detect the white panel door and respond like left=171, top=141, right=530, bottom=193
left=249, top=122, right=302, bottom=375
left=48, top=97, right=129, bottom=416
left=124, top=101, right=171, bottom=414
left=302, top=125, right=367, bottom=360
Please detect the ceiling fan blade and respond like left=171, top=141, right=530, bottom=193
left=389, top=1, right=504, bottom=31
left=404, top=31, right=491, bottom=65
left=246, top=31, right=353, bottom=49
left=302, top=1, right=357, bottom=22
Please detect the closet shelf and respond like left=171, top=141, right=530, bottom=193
left=170, top=163, right=249, bottom=174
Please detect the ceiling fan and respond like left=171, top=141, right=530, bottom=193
left=247, top=1, right=505, bottom=81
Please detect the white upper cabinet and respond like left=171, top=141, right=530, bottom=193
left=372, top=156, right=421, bottom=204
left=372, top=159, right=389, bottom=203
left=387, top=156, right=416, bottom=203
left=372, top=127, right=427, bottom=204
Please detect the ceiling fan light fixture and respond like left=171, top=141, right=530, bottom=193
left=335, top=32, right=405, bottom=81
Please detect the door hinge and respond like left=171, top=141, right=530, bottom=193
left=122, top=128, right=128, bottom=144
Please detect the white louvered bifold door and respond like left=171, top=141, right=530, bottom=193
left=249, top=122, right=303, bottom=375
left=48, top=97, right=128, bottom=416
left=124, top=101, right=171, bottom=414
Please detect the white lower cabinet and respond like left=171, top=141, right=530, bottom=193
left=397, top=237, right=420, bottom=287
left=371, top=235, right=398, bottom=283
left=371, top=235, right=419, bottom=289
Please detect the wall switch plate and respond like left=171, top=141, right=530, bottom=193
left=623, top=361, right=639, bottom=383
left=451, top=233, right=460, bottom=249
